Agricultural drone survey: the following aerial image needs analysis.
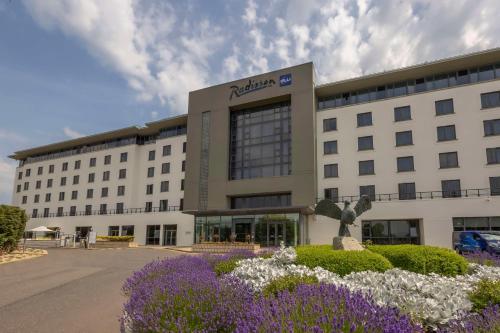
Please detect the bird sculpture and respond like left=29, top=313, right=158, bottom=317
left=315, top=195, right=372, bottom=237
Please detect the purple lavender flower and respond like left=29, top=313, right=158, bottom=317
left=438, top=305, right=500, bottom=333
left=202, top=249, right=256, bottom=269
left=463, top=250, right=500, bottom=267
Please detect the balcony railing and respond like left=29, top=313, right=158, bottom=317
left=32, top=205, right=182, bottom=219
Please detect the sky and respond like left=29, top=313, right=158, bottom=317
left=1, top=0, right=500, bottom=204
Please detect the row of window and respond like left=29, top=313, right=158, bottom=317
left=324, top=176, right=500, bottom=202
left=18, top=142, right=186, bottom=180
left=146, top=180, right=184, bottom=195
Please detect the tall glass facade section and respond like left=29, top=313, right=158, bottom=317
left=229, top=101, right=291, bottom=180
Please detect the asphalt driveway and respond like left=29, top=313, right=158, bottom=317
left=0, top=248, right=182, bottom=333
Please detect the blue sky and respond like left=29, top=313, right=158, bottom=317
left=1, top=0, right=500, bottom=203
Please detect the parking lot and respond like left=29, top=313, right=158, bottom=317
left=0, top=247, right=181, bottom=333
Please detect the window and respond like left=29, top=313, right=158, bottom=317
left=362, top=219, right=420, bottom=244
left=490, top=177, right=500, bottom=196
left=108, top=226, right=120, bottom=236
left=89, top=157, right=96, bottom=167
left=70, top=206, right=76, bottom=216
left=16, top=184, right=21, bottom=193
left=116, top=203, right=124, bottom=214
left=145, top=202, right=153, bottom=212
left=394, top=106, right=411, bottom=122
left=87, top=189, right=93, bottom=199
left=181, top=179, right=185, bottom=191
left=37, top=166, right=43, bottom=175
left=88, top=173, right=95, bottom=183
left=47, top=179, right=53, bottom=188
left=437, top=125, right=456, bottom=141
left=487, top=147, right=500, bottom=164
left=147, top=167, right=155, bottom=178
left=120, top=152, right=128, bottom=162
left=45, top=193, right=51, bottom=202
left=484, top=119, right=500, bottom=136
left=358, top=136, right=373, bottom=151
left=24, top=182, right=29, bottom=191
left=101, top=187, right=108, bottom=197
left=453, top=216, right=500, bottom=232
left=179, top=198, right=184, bottom=211
left=59, top=192, right=65, bottom=201
left=323, top=118, right=337, bottom=132
left=22, top=196, right=27, bottom=204
left=230, top=193, right=291, bottom=209
left=324, top=164, right=338, bottom=178
left=18, top=172, right=22, bottom=180
left=481, top=91, right=500, bottom=109
left=146, top=184, right=153, bottom=195
left=60, top=177, right=66, bottom=186
left=360, top=185, right=376, bottom=201
left=442, top=179, right=461, bottom=198
left=398, top=183, right=416, bottom=200
left=163, top=145, right=171, bottom=156
left=73, top=175, right=79, bottom=185
left=34, top=194, right=39, bottom=203
left=148, top=150, right=156, bottom=161
left=121, top=225, right=135, bottom=236
left=439, top=152, right=459, bottom=168
left=357, top=112, right=372, bottom=127
left=43, top=208, right=50, bottom=217
left=324, top=188, right=339, bottom=202
left=359, top=160, right=375, bottom=175
left=159, top=200, right=168, bottom=212
left=85, top=205, right=92, bottom=215
left=117, top=168, right=126, bottom=179
left=36, top=180, right=41, bottom=189
left=71, top=190, right=78, bottom=200
left=160, top=181, right=169, bottom=192
left=395, top=130, right=413, bottom=146
left=229, top=101, right=292, bottom=180
left=49, top=165, right=54, bottom=173
left=25, top=169, right=31, bottom=177
left=146, top=225, right=161, bottom=245
left=99, top=203, right=107, bottom=215
left=183, top=142, right=187, bottom=153
left=62, top=162, right=68, bottom=171
left=161, top=163, right=170, bottom=174
left=32, top=209, right=38, bottom=218
left=117, top=185, right=125, bottom=196
left=182, top=160, right=186, bottom=172
left=397, top=156, right=414, bottom=172
left=435, top=99, right=454, bottom=116
left=104, top=155, right=111, bottom=165
left=324, top=140, right=338, bottom=154
left=103, top=171, right=110, bottom=181
left=57, top=207, right=63, bottom=217
left=74, top=160, right=81, bottom=169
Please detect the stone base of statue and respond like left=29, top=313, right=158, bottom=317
left=332, top=237, right=364, bottom=251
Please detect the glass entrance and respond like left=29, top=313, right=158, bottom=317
left=163, top=225, right=177, bottom=246
left=146, top=225, right=161, bottom=245
left=235, top=222, right=252, bottom=242
left=267, top=222, right=285, bottom=246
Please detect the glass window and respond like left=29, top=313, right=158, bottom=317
left=70, top=206, right=76, bottom=216
left=121, top=225, right=135, bottom=236
left=324, top=188, right=339, bottom=202
left=395, top=131, right=413, bottom=146
left=145, top=202, right=153, bottom=212
left=119, top=169, right=126, bottom=179
left=464, top=217, right=489, bottom=230
left=435, top=99, right=454, bottom=116
left=393, top=81, right=407, bottom=96
left=324, top=164, right=338, bottom=178
left=49, top=165, right=54, bottom=173
left=37, top=166, right=43, bottom=175
left=358, top=136, right=373, bottom=151
left=439, top=152, right=459, bottom=168
left=484, top=119, right=500, bottom=136
left=324, top=140, right=338, bottom=154
left=25, top=169, right=31, bottom=177
left=62, top=162, right=68, bottom=171
left=437, top=125, right=456, bottom=141
left=486, top=147, right=500, bottom=164
left=73, top=175, right=79, bottom=185
left=47, top=179, right=53, bottom=187
left=160, top=181, right=169, bottom=192
left=108, top=226, right=119, bottom=236
left=360, top=185, right=376, bottom=201
left=478, top=65, right=495, bottom=81
left=397, top=156, right=414, bottom=172
left=85, top=205, right=92, bottom=215
left=87, top=189, right=93, bottom=198
left=148, top=150, right=156, bottom=161
left=359, top=160, right=374, bottom=175
left=481, top=91, right=500, bottom=109
left=357, top=112, right=372, bottom=127
left=490, top=177, right=500, bottom=196
left=434, top=73, right=448, bottom=89
left=457, top=69, right=469, bottom=85
left=104, top=155, right=111, bottom=165
left=60, top=177, right=66, bottom=186
left=183, top=142, right=187, bottom=153
left=146, top=184, right=153, bottom=195
left=159, top=200, right=168, bottom=212
left=162, top=163, right=170, bottom=174
left=163, top=145, right=171, bottom=156
left=147, top=167, right=155, bottom=178
left=323, top=118, right=337, bottom=132
left=442, top=179, right=461, bottom=198
left=44, top=208, right=50, bottom=217
left=71, top=190, right=77, bottom=200
left=230, top=193, right=291, bottom=209
left=120, top=152, right=128, bottom=162
left=182, top=160, right=186, bottom=172
left=103, top=171, right=110, bottom=181
left=145, top=225, right=161, bottom=245
left=36, top=180, right=41, bottom=189
left=90, top=158, right=96, bottom=167
left=399, top=182, right=416, bottom=200
left=101, top=187, right=108, bottom=197
left=88, top=173, right=95, bottom=183
left=59, top=192, right=65, bottom=201
left=394, top=106, right=411, bottom=122
left=117, top=185, right=125, bottom=196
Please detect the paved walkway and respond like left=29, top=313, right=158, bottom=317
left=0, top=247, right=181, bottom=333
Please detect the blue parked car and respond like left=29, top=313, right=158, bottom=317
left=454, top=231, right=500, bottom=255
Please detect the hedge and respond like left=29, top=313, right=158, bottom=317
left=295, top=245, right=393, bottom=276
left=0, top=205, right=27, bottom=254
left=96, top=236, right=134, bottom=242
left=367, top=244, right=468, bottom=276
left=262, top=274, right=318, bottom=297
left=469, top=279, right=500, bottom=312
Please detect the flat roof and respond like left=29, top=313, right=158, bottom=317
left=10, top=114, right=187, bottom=160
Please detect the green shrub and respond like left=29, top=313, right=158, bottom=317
left=262, top=275, right=318, bottom=297
left=0, top=205, right=27, bottom=254
left=469, top=279, right=500, bottom=312
left=96, top=235, right=134, bottom=242
left=214, top=258, right=239, bottom=276
left=367, top=244, right=468, bottom=276
left=295, top=245, right=393, bottom=276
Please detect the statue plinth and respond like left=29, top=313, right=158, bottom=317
left=332, top=237, right=364, bottom=251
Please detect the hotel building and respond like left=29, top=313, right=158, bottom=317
left=10, top=48, right=500, bottom=248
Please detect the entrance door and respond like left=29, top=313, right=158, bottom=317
left=163, top=225, right=177, bottom=246
left=235, top=222, right=252, bottom=242
left=267, top=222, right=286, bottom=246
left=146, top=225, right=161, bottom=245
left=75, top=226, right=91, bottom=242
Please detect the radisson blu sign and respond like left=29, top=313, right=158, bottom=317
left=229, top=73, right=292, bottom=100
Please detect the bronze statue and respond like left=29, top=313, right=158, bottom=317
left=315, top=195, right=372, bottom=237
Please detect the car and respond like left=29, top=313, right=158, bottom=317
left=454, top=231, right=500, bottom=255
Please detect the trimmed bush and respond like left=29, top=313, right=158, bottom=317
left=214, top=258, right=240, bottom=276
left=296, top=245, right=393, bottom=276
left=0, top=205, right=27, bottom=254
left=469, top=279, right=500, bottom=312
left=262, top=274, right=318, bottom=297
left=96, top=235, right=134, bottom=242
left=367, top=244, right=468, bottom=276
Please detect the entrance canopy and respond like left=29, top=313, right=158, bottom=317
left=183, top=205, right=314, bottom=217
left=28, top=226, right=56, bottom=232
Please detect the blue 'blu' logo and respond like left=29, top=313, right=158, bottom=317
left=279, top=74, right=292, bottom=87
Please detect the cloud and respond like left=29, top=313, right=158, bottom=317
left=63, top=127, right=84, bottom=139
left=0, top=129, right=28, bottom=144
left=151, top=111, right=159, bottom=119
